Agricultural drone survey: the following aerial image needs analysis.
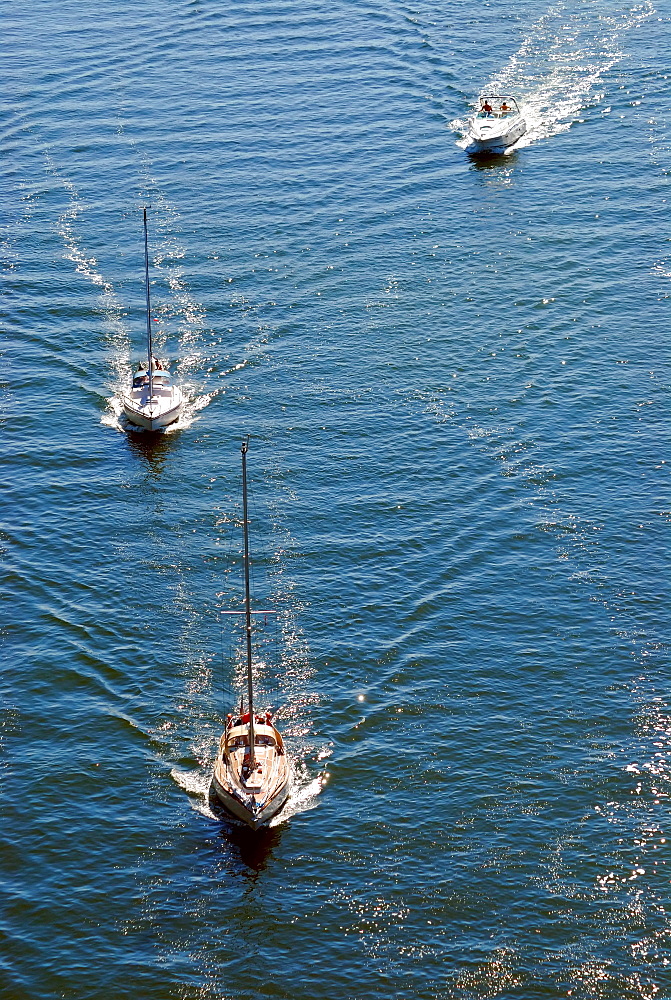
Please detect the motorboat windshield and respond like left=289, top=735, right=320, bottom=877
left=477, top=96, right=520, bottom=118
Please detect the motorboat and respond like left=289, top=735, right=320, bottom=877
left=210, top=439, right=291, bottom=830
left=465, top=95, right=526, bottom=151
left=123, top=208, right=183, bottom=432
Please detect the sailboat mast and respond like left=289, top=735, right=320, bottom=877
left=143, top=207, right=153, bottom=399
left=241, top=438, right=255, bottom=767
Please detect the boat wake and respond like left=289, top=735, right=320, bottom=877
left=170, top=765, right=216, bottom=817
left=46, top=153, right=132, bottom=384
left=268, top=767, right=325, bottom=827
left=451, top=0, right=654, bottom=151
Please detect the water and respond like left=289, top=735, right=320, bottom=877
left=2, top=0, right=670, bottom=996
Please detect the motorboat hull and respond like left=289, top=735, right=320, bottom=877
left=466, top=115, right=526, bottom=151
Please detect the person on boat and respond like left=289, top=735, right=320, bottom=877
left=481, top=100, right=493, bottom=116
left=500, top=101, right=511, bottom=114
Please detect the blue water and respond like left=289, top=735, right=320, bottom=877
left=2, top=0, right=670, bottom=997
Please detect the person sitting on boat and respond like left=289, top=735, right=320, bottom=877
left=481, top=100, right=493, bottom=116
left=500, top=101, right=511, bottom=114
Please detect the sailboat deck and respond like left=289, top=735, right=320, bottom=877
left=212, top=720, right=290, bottom=824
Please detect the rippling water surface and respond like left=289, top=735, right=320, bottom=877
left=2, top=0, right=670, bottom=997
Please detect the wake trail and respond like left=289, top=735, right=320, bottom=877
left=451, top=0, right=654, bottom=150
left=45, top=152, right=131, bottom=388
left=45, top=141, right=219, bottom=433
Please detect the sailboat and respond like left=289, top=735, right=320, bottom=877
left=210, top=439, right=291, bottom=830
left=123, top=208, right=183, bottom=431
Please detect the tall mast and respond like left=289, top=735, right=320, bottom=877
left=241, top=437, right=255, bottom=767
left=143, top=207, right=153, bottom=400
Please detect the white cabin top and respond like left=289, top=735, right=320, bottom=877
left=132, top=370, right=173, bottom=389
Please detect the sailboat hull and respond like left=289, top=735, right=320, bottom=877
left=210, top=772, right=290, bottom=830
left=211, top=720, right=291, bottom=830
left=124, top=210, right=184, bottom=433
left=123, top=387, right=183, bottom=431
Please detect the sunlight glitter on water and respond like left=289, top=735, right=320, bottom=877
left=4, top=0, right=670, bottom=995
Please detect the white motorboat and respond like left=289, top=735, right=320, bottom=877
left=465, top=95, right=526, bottom=151
left=210, top=439, right=291, bottom=831
left=123, top=208, right=183, bottom=432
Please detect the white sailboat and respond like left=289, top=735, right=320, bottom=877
left=210, top=439, right=291, bottom=830
left=123, top=208, right=183, bottom=432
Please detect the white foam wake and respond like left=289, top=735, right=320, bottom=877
left=269, top=763, right=327, bottom=827
left=452, top=0, right=654, bottom=150
left=170, top=766, right=219, bottom=819
left=45, top=152, right=132, bottom=383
